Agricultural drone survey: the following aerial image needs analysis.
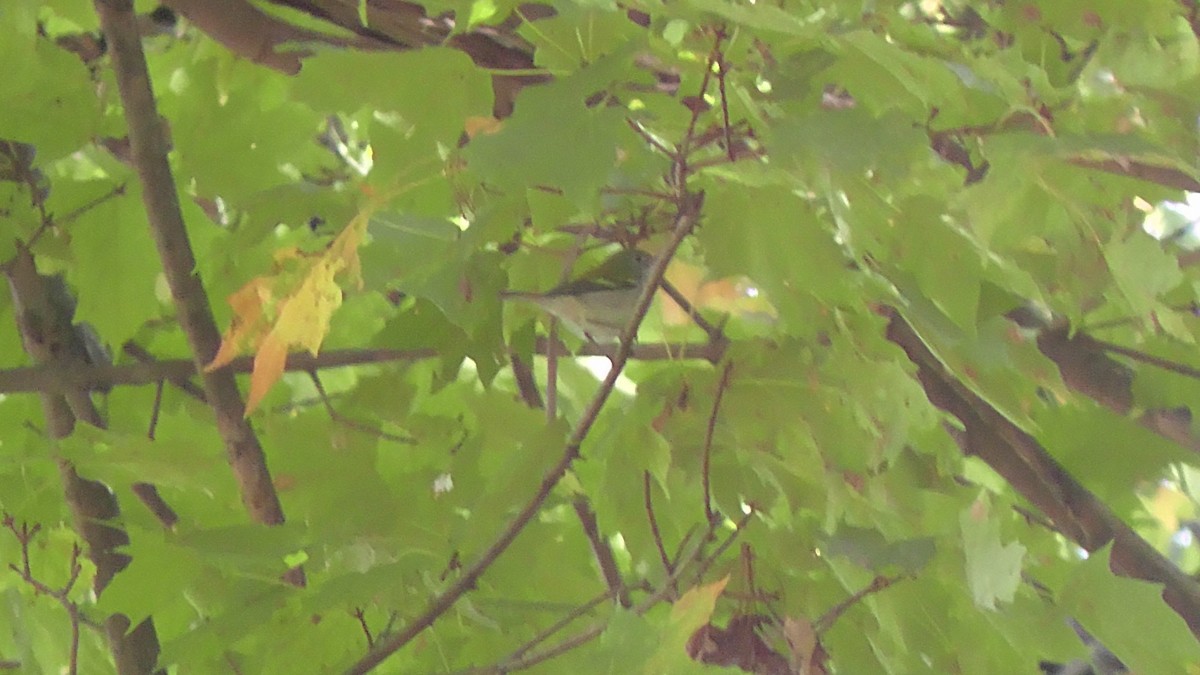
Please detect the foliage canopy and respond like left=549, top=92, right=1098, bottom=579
left=5, top=0, right=1200, bottom=673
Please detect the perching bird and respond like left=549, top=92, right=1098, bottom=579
left=502, top=248, right=655, bottom=342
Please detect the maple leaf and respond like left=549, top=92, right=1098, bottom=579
left=206, top=209, right=367, bottom=415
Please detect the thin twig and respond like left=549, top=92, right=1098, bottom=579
left=353, top=608, right=374, bottom=649
left=1013, top=504, right=1059, bottom=534
left=131, top=482, right=178, bottom=530
left=546, top=321, right=559, bottom=420
left=309, top=371, right=417, bottom=444
left=123, top=342, right=207, bottom=400
left=1092, top=337, right=1200, bottom=380
left=600, top=186, right=676, bottom=202
left=503, top=589, right=618, bottom=663
left=702, top=362, right=734, bottom=524
left=686, top=149, right=766, bottom=170
left=571, top=496, right=630, bottom=607
left=498, top=509, right=753, bottom=673
left=715, top=46, right=733, bottom=162
left=814, top=575, right=903, bottom=634
left=669, top=525, right=701, bottom=572
left=625, top=118, right=676, bottom=158
left=644, top=471, right=673, bottom=579
left=131, top=352, right=180, bottom=530
left=659, top=278, right=725, bottom=343
left=0, top=343, right=725, bottom=395
left=147, top=378, right=164, bottom=439
left=3, top=516, right=84, bottom=675
left=690, top=507, right=754, bottom=587
left=678, top=28, right=728, bottom=161
left=741, top=543, right=756, bottom=604
left=344, top=193, right=705, bottom=675
left=56, top=183, right=127, bottom=227
left=509, top=351, right=543, bottom=409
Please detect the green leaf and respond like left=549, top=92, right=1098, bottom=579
left=701, top=184, right=855, bottom=335
left=172, top=61, right=321, bottom=200
left=768, top=106, right=926, bottom=180
left=593, top=609, right=663, bottom=673
left=1034, top=400, right=1193, bottom=501
left=648, top=577, right=728, bottom=671
left=961, top=496, right=1025, bottom=610
left=1059, top=545, right=1200, bottom=675
left=96, top=527, right=203, bottom=628
left=826, top=31, right=964, bottom=117
left=520, top=6, right=642, bottom=72
left=1105, top=232, right=1184, bottom=317
left=291, top=47, right=491, bottom=148
left=678, top=0, right=823, bottom=36
left=464, top=55, right=631, bottom=205
left=895, top=197, right=983, bottom=331
left=0, top=21, right=96, bottom=158
left=65, top=183, right=161, bottom=347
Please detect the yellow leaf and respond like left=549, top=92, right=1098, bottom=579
left=647, top=576, right=729, bottom=674
left=205, top=279, right=271, bottom=372
left=207, top=175, right=420, bottom=415
left=670, top=576, right=729, bottom=627
left=246, top=332, right=288, bottom=414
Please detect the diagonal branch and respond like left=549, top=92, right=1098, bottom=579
left=1089, top=337, right=1200, bottom=382
left=701, top=361, right=733, bottom=524
left=887, top=311, right=1200, bottom=637
left=1037, top=327, right=1200, bottom=453
left=483, top=509, right=753, bottom=674
left=344, top=191, right=705, bottom=675
left=1068, top=157, right=1200, bottom=193
left=571, top=496, right=631, bottom=608
left=94, top=0, right=302, bottom=586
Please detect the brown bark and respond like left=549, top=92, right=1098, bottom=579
left=887, top=311, right=1200, bottom=637
left=94, top=0, right=304, bottom=586
left=4, top=243, right=161, bottom=673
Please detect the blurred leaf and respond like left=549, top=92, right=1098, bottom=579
left=464, top=54, right=632, bottom=205
left=823, top=527, right=936, bottom=574
left=1105, top=232, right=1184, bottom=317
left=961, top=496, right=1025, bottom=611
left=1059, top=545, right=1200, bottom=675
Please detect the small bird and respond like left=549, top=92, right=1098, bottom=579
left=501, top=248, right=655, bottom=342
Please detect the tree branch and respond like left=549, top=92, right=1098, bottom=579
left=571, top=497, right=631, bottom=608
left=1038, top=327, right=1200, bottom=453
left=344, top=189, right=705, bottom=674
left=644, top=471, right=673, bottom=582
left=4, top=243, right=162, bottom=674
left=702, top=361, right=733, bottom=525
left=3, top=518, right=84, bottom=675
left=486, top=509, right=752, bottom=674
left=163, top=0, right=389, bottom=74
left=0, top=343, right=722, bottom=396
left=887, top=311, right=1200, bottom=637
left=1068, top=157, right=1200, bottom=193
left=94, top=0, right=303, bottom=586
